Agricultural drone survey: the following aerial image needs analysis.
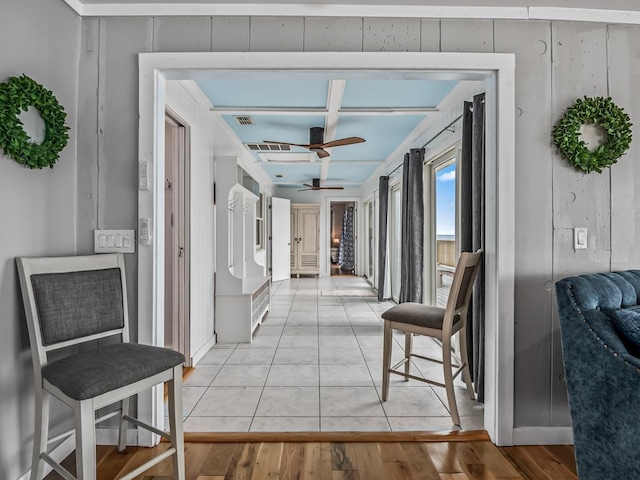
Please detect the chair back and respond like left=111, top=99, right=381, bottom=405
left=17, top=253, right=129, bottom=373
left=444, top=250, right=482, bottom=332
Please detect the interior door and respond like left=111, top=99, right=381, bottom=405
left=271, top=197, right=291, bottom=282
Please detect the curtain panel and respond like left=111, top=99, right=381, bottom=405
left=338, top=206, right=355, bottom=271
left=460, top=93, right=486, bottom=402
left=399, top=148, right=425, bottom=304
left=377, top=176, right=390, bottom=302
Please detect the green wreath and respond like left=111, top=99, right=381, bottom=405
left=0, top=75, right=70, bottom=169
left=553, top=96, right=632, bottom=174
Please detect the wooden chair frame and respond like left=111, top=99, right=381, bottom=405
left=17, top=253, right=185, bottom=480
left=382, top=250, right=482, bottom=427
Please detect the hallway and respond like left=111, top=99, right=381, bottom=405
left=177, top=275, right=483, bottom=432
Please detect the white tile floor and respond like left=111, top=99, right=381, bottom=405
left=178, top=275, right=483, bottom=432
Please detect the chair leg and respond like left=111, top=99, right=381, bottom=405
left=459, top=327, right=476, bottom=401
left=168, top=365, right=185, bottom=480
left=404, top=332, right=413, bottom=380
left=117, top=397, right=130, bottom=453
left=442, top=337, right=461, bottom=428
left=30, top=389, right=50, bottom=480
left=75, top=400, right=96, bottom=480
left=382, top=320, right=393, bottom=401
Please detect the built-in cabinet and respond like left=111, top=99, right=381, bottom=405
left=215, top=157, right=270, bottom=343
left=290, top=204, right=320, bottom=277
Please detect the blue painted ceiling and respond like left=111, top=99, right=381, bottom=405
left=196, top=78, right=458, bottom=189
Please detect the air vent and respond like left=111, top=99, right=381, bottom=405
left=245, top=143, right=292, bottom=151
left=234, top=115, right=255, bottom=126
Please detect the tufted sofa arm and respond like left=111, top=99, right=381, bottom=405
left=555, top=271, right=640, bottom=480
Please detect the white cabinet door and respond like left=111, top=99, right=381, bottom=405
left=271, top=197, right=291, bottom=282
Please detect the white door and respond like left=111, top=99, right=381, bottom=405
left=271, top=197, right=291, bottom=282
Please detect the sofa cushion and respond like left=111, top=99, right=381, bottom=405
left=611, top=306, right=640, bottom=357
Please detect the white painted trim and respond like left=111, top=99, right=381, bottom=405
left=513, top=427, right=574, bottom=445
left=191, top=334, right=217, bottom=366
left=17, top=435, right=76, bottom=480
left=69, top=3, right=529, bottom=19
left=62, top=2, right=640, bottom=26
left=139, top=51, right=515, bottom=445
left=61, top=0, right=83, bottom=15
left=528, top=6, right=640, bottom=25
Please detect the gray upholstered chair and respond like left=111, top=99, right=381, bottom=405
left=17, top=253, right=185, bottom=480
left=555, top=271, right=640, bottom=480
left=381, top=250, right=482, bottom=427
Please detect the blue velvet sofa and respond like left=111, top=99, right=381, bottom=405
left=555, top=271, right=640, bottom=480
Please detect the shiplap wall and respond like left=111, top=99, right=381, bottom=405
left=76, top=16, right=640, bottom=433
left=0, top=2, right=80, bottom=479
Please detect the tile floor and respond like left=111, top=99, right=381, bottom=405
left=177, top=275, right=483, bottom=432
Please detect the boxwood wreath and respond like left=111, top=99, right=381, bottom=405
left=0, top=74, right=69, bottom=169
left=553, top=96, right=632, bottom=174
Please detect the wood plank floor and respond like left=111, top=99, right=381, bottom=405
left=45, top=440, right=576, bottom=480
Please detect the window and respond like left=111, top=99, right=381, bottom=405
left=390, top=184, right=402, bottom=302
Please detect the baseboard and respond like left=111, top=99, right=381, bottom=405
left=512, top=426, right=574, bottom=445
left=17, top=435, right=76, bottom=480
left=191, top=335, right=216, bottom=365
left=96, top=427, right=138, bottom=446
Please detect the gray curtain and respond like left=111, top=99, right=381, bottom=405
left=461, top=93, right=485, bottom=402
left=377, top=176, right=389, bottom=302
left=399, top=148, right=424, bottom=304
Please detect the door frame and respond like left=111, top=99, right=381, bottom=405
left=138, top=51, right=515, bottom=446
left=164, top=108, right=191, bottom=367
left=326, top=197, right=360, bottom=276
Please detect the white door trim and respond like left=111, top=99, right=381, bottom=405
left=138, top=51, right=515, bottom=445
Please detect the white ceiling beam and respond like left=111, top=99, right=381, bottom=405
left=321, top=79, right=346, bottom=183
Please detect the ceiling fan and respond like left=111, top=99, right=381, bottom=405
left=299, top=178, right=344, bottom=192
left=263, top=126, right=365, bottom=158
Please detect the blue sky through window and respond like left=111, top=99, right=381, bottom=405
left=436, top=163, right=456, bottom=237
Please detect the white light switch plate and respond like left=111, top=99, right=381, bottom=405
left=574, top=227, right=587, bottom=250
left=94, top=230, right=136, bottom=253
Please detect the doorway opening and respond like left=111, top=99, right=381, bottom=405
left=164, top=109, right=191, bottom=366
left=330, top=201, right=357, bottom=276
left=139, top=52, right=515, bottom=444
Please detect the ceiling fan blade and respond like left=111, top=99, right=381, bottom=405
left=314, top=148, right=330, bottom=158
left=298, top=188, right=313, bottom=191
left=319, top=186, right=345, bottom=190
left=320, top=137, right=366, bottom=148
left=302, top=183, right=314, bottom=188
left=263, top=140, right=313, bottom=148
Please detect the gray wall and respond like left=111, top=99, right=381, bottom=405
left=75, top=15, right=640, bottom=431
left=3, top=4, right=640, bottom=477
left=0, top=1, right=80, bottom=478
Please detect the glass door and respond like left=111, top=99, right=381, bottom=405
left=433, top=150, right=458, bottom=308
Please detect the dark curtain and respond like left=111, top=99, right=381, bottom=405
left=338, top=206, right=355, bottom=271
left=399, top=148, right=424, bottom=304
left=377, top=176, right=389, bottom=302
left=461, top=93, right=486, bottom=402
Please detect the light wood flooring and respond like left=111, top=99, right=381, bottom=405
left=45, top=437, right=577, bottom=480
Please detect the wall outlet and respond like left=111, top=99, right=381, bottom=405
left=94, top=230, right=135, bottom=253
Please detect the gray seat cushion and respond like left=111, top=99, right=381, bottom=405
left=382, top=302, right=459, bottom=330
left=42, top=343, right=185, bottom=400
